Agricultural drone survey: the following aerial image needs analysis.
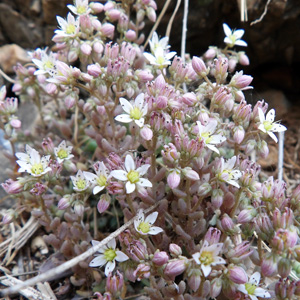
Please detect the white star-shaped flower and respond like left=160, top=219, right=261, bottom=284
left=54, top=13, right=80, bottom=38
left=192, top=240, right=226, bottom=277
left=83, top=161, right=110, bottom=194
left=71, top=170, right=90, bottom=192
left=237, top=272, right=271, bottom=300
left=258, top=108, right=287, bottom=143
left=144, top=48, right=176, bottom=68
left=217, top=156, right=242, bottom=188
left=16, top=146, right=51, bottom=177
left=89, top=238, right=129, bottom=276
left=134, top=210, right=163, bottom=235
left=110, top=155, right=152, bottom=194
left=149, top=31, right=170, bottom=54
left=32, top=49, right=57, bottom=76
left=196, top=120, right=226, bottom=154
left=67, top=0, right=91, bottom=15
left=54, top=140, right=74, bottom=163
left=115, top=93, right=147, bottom=128
left=223, top=23, right=247, bottom=48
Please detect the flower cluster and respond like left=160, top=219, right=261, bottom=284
left=0, top=1, right=296, bottom=300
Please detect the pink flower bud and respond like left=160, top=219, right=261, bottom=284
left=221, top=214, right=235, bottom=232
left=169, top=243, right=182, bottom=257
left=164, top=259, right=187, bottom=280
left=146, top=7, right=156, bottom=22
left=233, top=125, right=245, bottom=144
left=204, top=48, right=216, bottom=59
left=135, top=70, right=154, bottom=82
left=239, top=53, right=250, bottom=65
left=187, top=269, right=201, bottom=291
left=192, top=56, right=208, bottom=77
left=182, top=92, right=197, bottom=106
left=133, top=263, right=151, bottom=281
left=104, top=1, right=114, bottom=11
left=230, top=71, right=253, bottom=89
left=204, top=227, right=221, bottom=244
left=214, top=57, right=228, bottom=83
left=2, top=210, right=14, bottom=224
left=140, top=125, right=153, bottom=141
left=58, top=195, right=71, bottom=210
left=167, top=170, right=181, bottom=189
left=237, top=208, right=256, bottom=223
left=93, top=41, right=104, bottom=54
left=228, top=58, right=237, bottom=72
left=153, top=251, right=169, bottom=266
left=10, top=119, right=21, bottom=128
left=45, top=83, right=57, bottom=95
left=2, top=179, right=23, bottom=194
left=278, top=257, right=291, bottom=278
left=81, top=43, right=92, bottom=55
left=125, top=29, right=136, bottom=41
left=261, top=256, right=278, bottom=277
left=101, top=23, right=115, bottom=38
left=228, top=266, right=247, bottom=284
left=211, top=188, right=224, bottom=209
left=106, top=271, right=124, bottom=296
left=64, top=95, right=76, bottom=109
left=97, top=194, right=110, bottom=213
left=182, top=167, right=199, bottom=181
left=74, top=202, right=84, bottom=216
left=210, top=277, right=222, bottom=298
left=87, top=63, right=102, bottom=77
left=90, top=2, right=104, bottom=13
left=42, top=137, right=54, bottom=154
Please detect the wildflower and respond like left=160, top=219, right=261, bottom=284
left=32, top=49, right=57, bottom=76
left=149, top=31, right=170, bottom=54
left=53, top=13, right=80, bottom=42
left=144, top=47, right=176, bottom=68
left=71, top=170, right=90, bottom=192
left=83, top=162, right=110, bottom=195
left=223, top=23, right=247, bottom=47
left=196, top=120, right=226, bottom=154
left=67, top=0, right=91, bottom=15
left=134, top=210, right=163, bottom=235
left=110, top=155, right=152, bottom=194
left=192, top=240, right=226, bottom=277
left=258, top=108, right=287, bottom=143
left=54, top=140, right=74, bottom=163
left=16, top=146, right=51, bottom=177
left=237, top=272, right=271, bottom=299
left=216, top=156, right=242, bottom=188
left=115, top=93, right=148, bottom=128
left=89, top=238, right=129, bottom=276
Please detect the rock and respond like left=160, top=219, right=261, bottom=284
left=0, top=44, right=31, bottom=74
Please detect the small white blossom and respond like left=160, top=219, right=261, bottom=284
left=83, top=162, right=110, bottom=194
left=31, top=49, right=57, bottom=76
left=54, top=140, right=74, bottom=163
left=223, top=23, right=247, bottom=48
left=71, top=170, right=90, bottom=192
left=196, top=120, right=226, bottom=154
left=115, top=93, right=147, bottom=128
left=258, top=108, right=287, bottom=143
left=16, top=146, right=51, bottom=177
left=134, top=210, right=163, bottom=235
left=144, top=48, right=176, bottom=68
left=149, top=32, right=170, bottom=54
left=217, top=156, right=242, bottom=188
left=54, top=13, right=80, bottom=39
left=89, top=238, right=129, bottom=276
left=67, top=0, right=91, bottom=15
left=192, top=240, right=226, bottom=277
left=110, top=155, right=152, bottom=194
left=237, top=272, right=271, bottom=300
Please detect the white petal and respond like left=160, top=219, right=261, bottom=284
left=206, top=144, right=220, bottom=154
left=110, top=170, right=128, bottom=181
left=226, top=156, right=236, bottom=169
left=211, top=256, right=226, bottom=266
left=126, top=181, right=136, bottom=194
left=258, top=107, right=265, bottom=123
left=137, top=178, right=152, bottom=188
left=234, top=29, right=245, bottom=39
left=201, top=264, right=212, bottom=277
left=105, top=260, right=116, bottom=276
left=205, top=119, right=217, bottom=133
left=272, top=124, right=287, bottom=132
left=91, top=240, right=100, bottom=247
left=145, top=211, right=158, bottom=225
left=249, top=295, right=258, bottom=300
left=250, top=272, right=261, bottom=285
left=254, top=288, right=271, bottom=298
left=119, top=98, right=133, bottom=114
left=125, top=154, right=135, bottom=171
left=209, top=135, right=226, bottom=144
left=148, top=226, right=164, bottom=235
left=192, top=252, right=201, bottom=264
left=227, top=179, right=240, bottom=188
left=237, top=284, right=248, bottom=294
left=223, top=23, right=232, bottom=37
left=93, top=185, right=105, bottom=194
left=83, top=171, right=98, bottom=182
left=115, top=251, right=129, bottom=262
left=136, top=164, right=150, bottom=176
left=115, top=114, right=133, bottom=123
left=134, top=93, right=144, bottom=108
left=16, top=160, right=31, bottom=171
left=258, top=124, right=267, bottom=133
left=89, top=255, right=107, bottom=267
left=135, top=118, right=144, bottom=127
left=107, top=238, right=116, bottom=249
left=268, top=131, right=278, bottom=143
left=143, top=52, right=156, bottom=64
left=235, top=40, right=248, bottom=47
left=224, top=37, right=233, bottom=45
left=165, top=51, right=176, bottom=60
left=266, top=109, right=275, bottom=122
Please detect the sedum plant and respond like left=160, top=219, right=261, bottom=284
left=1, top=0, right=299, bottom=299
